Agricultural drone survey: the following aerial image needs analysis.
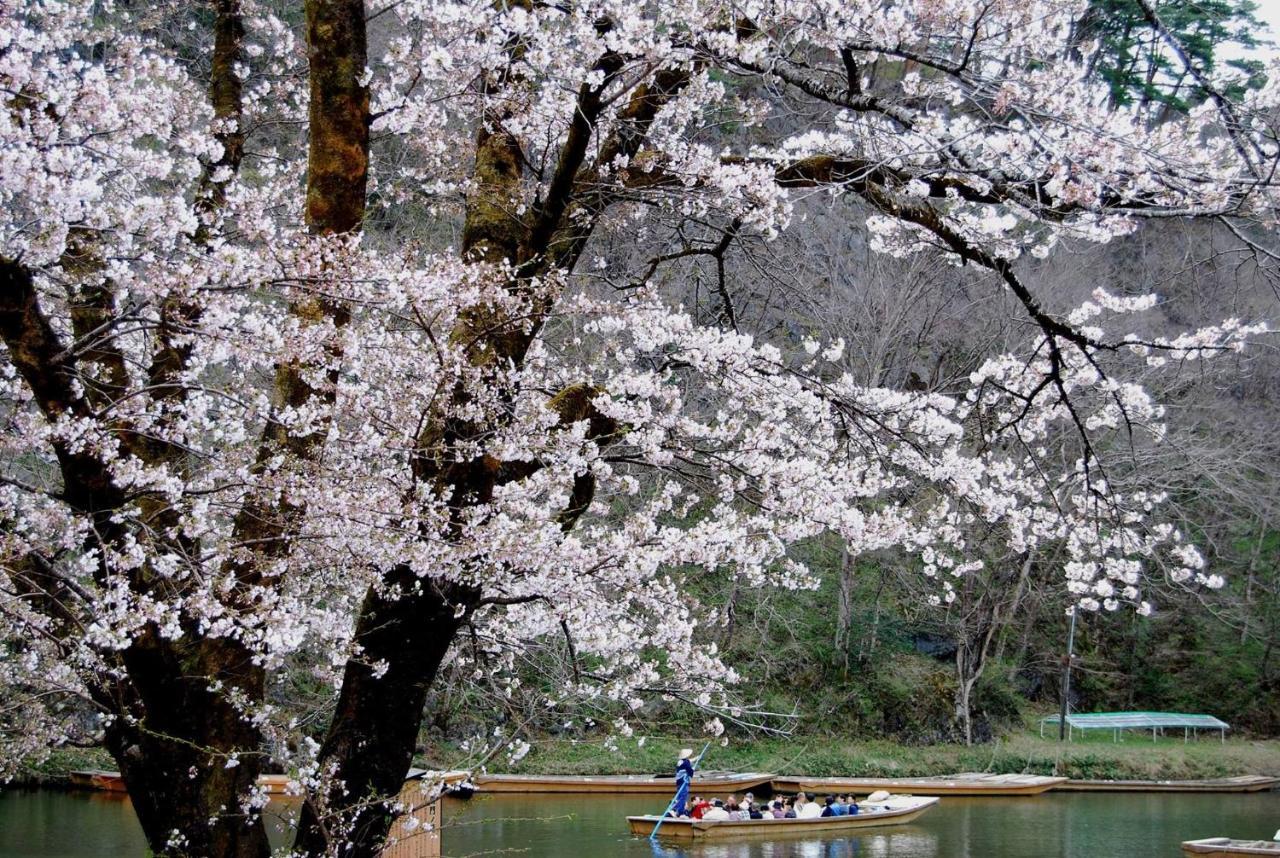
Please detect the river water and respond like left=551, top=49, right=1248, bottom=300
left=0, top=787, right=1277, bottom=856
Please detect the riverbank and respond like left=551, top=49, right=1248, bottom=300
left=441, top=729, right=1280, bottom=783
left=14, top=727, right=1280, bottom=789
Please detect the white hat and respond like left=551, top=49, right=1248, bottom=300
left=679, top=748, right=694, bottom=760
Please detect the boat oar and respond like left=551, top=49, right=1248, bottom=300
left=649, top=741, right=711, bottom=839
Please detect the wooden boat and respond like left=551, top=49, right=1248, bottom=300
left=771, top=772, right=1066, bottom=796
left=628, top=795, right=940, bottom=841
left=265, top=769, right=469, bottom=798
left=406, top=768, right=470, bottom=786
left=257, top=774, right=293, bottom=795
left=69, top=770, right=128, bottom=792
left=71, top=768, right=469, bottom=796
left=68, top=773, right=122, bottom=793
left=1182, top=838, right=1280, bottom=857
left=1058, top=775, right=1279, bottom=793
left=471, top=770, right=774, bottom=794
left=71, top=770, right=290, bottom=794
left=253, top=769, right=470, bottom=798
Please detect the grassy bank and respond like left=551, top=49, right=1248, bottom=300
left=17, top=728, right=1279, bottom=787
left=441, top=728, right=1280, bottom=782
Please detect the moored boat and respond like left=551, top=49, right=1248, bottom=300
left=80, top=773, right=128, bottom=793
left=628, top=795, right=940, bottom=841
left=1182, top=838, right=1280, bottom=857
left=1058, top=775, right=1279, bottom=793
left=71, top=770, right=288, bottom=794
left=256, top=774, right=293, bottom=795
left=68, top=769, right=469, bottom=796
left=771, top=772, right=1065, bottom=796
left=68, top=770, right=128, bottom=792
left=472, top=771, right=774, bottom=794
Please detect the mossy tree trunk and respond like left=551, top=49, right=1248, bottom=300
left=291, top=19, right=688, bottom=856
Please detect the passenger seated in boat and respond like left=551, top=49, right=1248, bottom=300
left=747, top=802, right=764, bottom=820
left=820, top=796, right=837, bottom=817
left=796, top=793, right=823, bottom=819
left=770, top=800, right=786, bottom=819
left=689, top=796, right=710, bottom=819
left=702, top=799, right=731, bottom=821
left=847, top=795, right=861, bottom=815
left=783, top=798, right=797, bottom=818
left=829, top=795, right=849, bottom=816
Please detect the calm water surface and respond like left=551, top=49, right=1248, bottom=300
left=0, top=788, right=1276, bottom=857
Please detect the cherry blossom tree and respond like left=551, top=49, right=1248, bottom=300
left=0, top=0, right=1274, bottom=856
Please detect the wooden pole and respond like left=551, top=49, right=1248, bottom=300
left=650, top=742, right=711, bottom=839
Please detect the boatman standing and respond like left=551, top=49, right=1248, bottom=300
left=673, top=748, right=696, bottom=816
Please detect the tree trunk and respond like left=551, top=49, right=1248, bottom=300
left=290, top=15, right=683, bottom=854
left=107, top=636, right=270, bottom=857
left=293, top=576, right=473, bottom=856
left=106, top=0, right=367, bottom=852
left=955, top=671, right=976, bottom=746
left=858, top=565, right=888, bottom=666
left=723, top=578, right=741, bottom=649
left=835, top=545, right=854, bottom=665
left=953, top=554, right=1033, bottom=745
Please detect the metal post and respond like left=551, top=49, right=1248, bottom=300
left=1058, top=608, right=1077, bottom=742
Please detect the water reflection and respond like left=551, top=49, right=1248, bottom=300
left=643, top=827, right=938, bottom=858
left=2, top=785, right=1278, bottom=857
left=657, top=828, right=938, bottom=858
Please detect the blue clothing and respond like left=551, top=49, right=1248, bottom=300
left=673, top=758, right=695, bottom=816
left=831, top=802, right=848, bottom=816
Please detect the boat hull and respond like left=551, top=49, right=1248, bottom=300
left=771, top=773, right=1066, bottom=796
left=68, top=770, right=125, bottom=792
left=69, top=768, right=469, bottom=797
left=472, top=771, right=774, bottom=794
left=71, top=770, right=291, bottom=795
left=1059, top=776, right=1279, bottom=793
left=628, top=796, right=940, bottom=840
left=1183, top=838, right=1280, bottom=857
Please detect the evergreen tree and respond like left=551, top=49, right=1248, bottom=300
left=1079, top=0, right=1268, bottom=112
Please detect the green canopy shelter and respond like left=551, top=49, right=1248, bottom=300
left=1040, top=711, right=1229, bottom=743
